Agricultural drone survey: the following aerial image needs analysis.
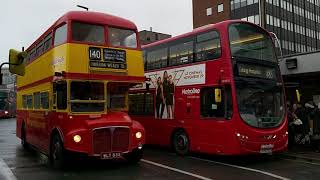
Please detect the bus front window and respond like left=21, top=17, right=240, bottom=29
left=108, top=28, right=137, bottom=48
left=70, top=81, right=105, bottom=112
left=72, top=22, right=105, bottom=44
left=236, top=82, right=285, bottom=128
left=229, top=23, right=276, bottom=62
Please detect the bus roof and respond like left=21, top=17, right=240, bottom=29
left=26, top=11, right=137, bottom=52
left=142, top=20, right=263, bottom=49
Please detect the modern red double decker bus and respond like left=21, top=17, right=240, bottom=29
left=129, top=20, right=287, bottom=155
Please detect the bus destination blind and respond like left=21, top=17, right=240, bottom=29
left=89, top=47, right=126, bottom=69
left=237, top=63, right=276, bottom=80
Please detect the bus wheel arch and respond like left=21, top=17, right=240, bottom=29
left=171, top=128, right=190, bottom=156
left=49, top=128, right=65, bottom=169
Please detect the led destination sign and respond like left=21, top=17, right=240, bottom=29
left=237, top=63, right=276, bottom=80
left=89, top=47, right=126, bottom=69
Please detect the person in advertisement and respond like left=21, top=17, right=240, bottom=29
left=155, top=77, right=165, bottom=119
left=154, top=71, right=176, bottom=119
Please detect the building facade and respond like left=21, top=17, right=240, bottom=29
left=193, top=0, right=320, bottom=55
left=1, top=68, right=16, bottom=85
left=139, top=30, right=172, bottom=45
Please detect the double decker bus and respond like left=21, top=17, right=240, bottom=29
left=8, top=11, right=145, bottom=167
left=129, top=20, right=287, bottom=155
left=0, top=88, right=16, bottom=118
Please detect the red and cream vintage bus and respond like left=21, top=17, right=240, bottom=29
left=8, top=11, right=145, bottom=168
left=129, top=20, right=287, bottom=155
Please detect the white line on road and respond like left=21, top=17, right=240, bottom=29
left=0, top=158, right=17, bottom=180
left=141, top=159, right=213, bottom=180
left=189, top=157, right=290, bottom=180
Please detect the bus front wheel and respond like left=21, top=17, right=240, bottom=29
left=124, top=148, right=143, bottom=164
left=50, top=134, right=65, bottom=169
left=173, top=130, right=190, bottom=156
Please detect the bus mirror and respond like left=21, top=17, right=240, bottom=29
left=9, top=49, right=26, bottom=76
left=296, top=89, right=301, bottom=103
left=215, top=88, right=222, bottom=103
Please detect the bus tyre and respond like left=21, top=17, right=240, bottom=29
left=124, top=149, right=143, bottom=164
left=173, top=130, right=189, bottom=156
left=21, top=124, right=29, bottom=149
left=50, top=135, right=65, bottom=169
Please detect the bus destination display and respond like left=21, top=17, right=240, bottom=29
left=89, top=47, right=126, bottom=69
left=237, top=63, right=276, bottom=80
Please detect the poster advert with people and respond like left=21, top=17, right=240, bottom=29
left=146, top=64, right=206, bottom=119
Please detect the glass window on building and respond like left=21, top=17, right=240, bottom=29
left=218, top=4, right=224, bottom=13
left=231, top=0, right=234, bottom=10
left=247, top=0, right=254, bottom=5
left=254, top=15, right=260, bottom=25
left=234, top=0, right=240, bottom=9
left=240, top=0, right=247, bottom=7
left=206, top=7, right=212, bottom=16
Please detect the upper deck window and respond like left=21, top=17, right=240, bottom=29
left=54, top=24, right=67, bottom=46
left=196, top=30, right=221, bottom=61
left=169, top=40, right=194, bottom=66
left=72, top=22, right=105, bottom=44
left=109, top=28, right=137, bottom=48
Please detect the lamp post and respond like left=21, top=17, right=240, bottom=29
left=77, top=5, right=89, bottom=11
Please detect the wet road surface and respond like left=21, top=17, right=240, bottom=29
left=1, top=118, right=320, bottom=180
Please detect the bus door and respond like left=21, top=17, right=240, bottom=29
left=197, top=86, right=233, bottom=152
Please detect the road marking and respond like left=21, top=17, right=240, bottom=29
left=141, top=159, right=213, bottom=180
left=281, top=158, right=320, bottom=166
left=0, top=158, right=17, bottom=180
left=188, top=157, right=290, bottom=180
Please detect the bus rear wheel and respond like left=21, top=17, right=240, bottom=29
left=173, top=130, right=189, bottom=156
left=50, top=134, right=65, bottom=169
left=124, top=148, right=143, bottom=164
left=21, top=124, right=29, bottom=149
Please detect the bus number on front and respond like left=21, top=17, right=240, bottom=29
left=89, top=47, right=102, bottom=60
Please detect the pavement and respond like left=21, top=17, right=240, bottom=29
left=280, top=149, right=320, bottom=164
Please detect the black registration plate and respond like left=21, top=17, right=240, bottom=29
left=101, top=152, right=122, bottom=160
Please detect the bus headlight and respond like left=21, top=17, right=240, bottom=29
left=135, top=132, right=142, bottom=139
left=73, top=135, right=82, bottom=143
left=4, top=111, right=8, bottom=114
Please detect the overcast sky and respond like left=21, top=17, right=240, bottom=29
left=0, top=0, right=193, bottom=64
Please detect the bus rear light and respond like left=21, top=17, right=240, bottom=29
left=73, top=135, right=82, bottom=143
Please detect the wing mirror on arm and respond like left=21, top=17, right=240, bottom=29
left=9, top=49, right=27, bottom=76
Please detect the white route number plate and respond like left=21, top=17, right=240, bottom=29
left=260, top=144, right=274, bottom=154
left=101, top=152, right=121, bottom=159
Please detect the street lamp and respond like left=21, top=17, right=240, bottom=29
left=77, top=5, right=89, bottom=11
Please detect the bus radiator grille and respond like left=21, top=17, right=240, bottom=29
left=93, top=127, right=130, bottom=154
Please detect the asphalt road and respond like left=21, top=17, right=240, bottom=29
left=1, top=118, right=320, bottom=180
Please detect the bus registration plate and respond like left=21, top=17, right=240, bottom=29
left=101, top=152, right=121, bottom=160
left=260, top=144, right=274, bottom=154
